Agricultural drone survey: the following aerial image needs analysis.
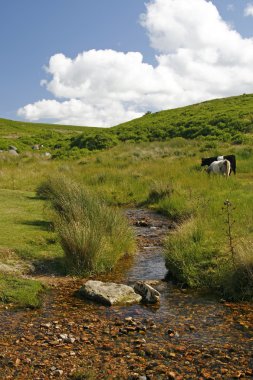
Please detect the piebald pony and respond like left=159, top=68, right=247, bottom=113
left=206, top=159, right=231, bottom=178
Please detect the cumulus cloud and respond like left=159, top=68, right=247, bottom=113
left=18, top=0, right=253, bottom=127
left=244, top=3, right=253, bottom=16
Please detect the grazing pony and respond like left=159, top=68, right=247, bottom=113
left=206, top=159, right=231, bottom=178
left=201, top=155, right=236, bottom=175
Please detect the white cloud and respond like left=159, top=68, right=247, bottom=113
left=244, top=3, right=253, bottom=16
left=18, top=0, right=253, bottom=127
left=18, top=98, right=142, bottom=127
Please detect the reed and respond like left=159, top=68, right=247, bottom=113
left=38, top=176, right=135, bottom=275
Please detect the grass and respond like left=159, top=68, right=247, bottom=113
left=0, top=274, right=44, bottom=308
left=163, top=171, right=253, bottom=300
left=0, top=188, right=61, bottom=262
left=0, top=94, right=252, bottom=305
left=0, top=132, right=252, bottom=302
left=1, top=94, right=253, bottom=158
left=38, top=176, right=136, bottom=275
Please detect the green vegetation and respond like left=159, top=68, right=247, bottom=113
left=0, top=94, right=253, bottom=304
left=113, top=94, right=253, bottom=144
left=163, top=170, right=253, bottom=300
left=37, top=176, right=135, bottom=275
left=0, top=274, right=44, bottom=308
left=1, top=94, right=253, bottom=158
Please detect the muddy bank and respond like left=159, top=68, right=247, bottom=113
left=0, top=209, right=252, bottom=379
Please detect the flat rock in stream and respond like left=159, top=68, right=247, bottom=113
left=79, top=280, right=142, bottom=306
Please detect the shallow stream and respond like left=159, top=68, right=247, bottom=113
left=101, top=209, right=253, bottom=347
left=0, top=209, right=252, bottom=352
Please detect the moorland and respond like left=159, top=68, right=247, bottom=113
left=0, top=94, right=252, bottom=379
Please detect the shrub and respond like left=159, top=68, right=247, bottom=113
left=71, top=133, right=118, bottom=151
left=38, top=176, right=135, bottom=275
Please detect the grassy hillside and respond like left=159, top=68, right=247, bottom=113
left=1, top=94, right=253, bottom=158
left=112, top=94, right=253, bottom=144
left=0, top=118, right=105, bottom=159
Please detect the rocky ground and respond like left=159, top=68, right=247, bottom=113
left=0, top=209, right=252, bottom=379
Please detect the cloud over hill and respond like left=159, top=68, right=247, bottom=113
left=18, top=0, right=253, bottom=127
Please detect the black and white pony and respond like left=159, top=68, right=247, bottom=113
left=206, top=159, right=231, bottom=178
left=201, top=155, right=236, bottom=175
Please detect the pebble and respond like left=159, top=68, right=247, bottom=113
left=41, top=323, right=51, bottom=329
left=54, top=369, right=63, bottom=377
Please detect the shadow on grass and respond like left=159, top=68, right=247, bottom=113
left=21, top=220, right=53, bottom=231
left=31, top=256, right=67, bottom=276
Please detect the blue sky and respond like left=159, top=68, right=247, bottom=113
left=1, top=0, right=253, bottom=127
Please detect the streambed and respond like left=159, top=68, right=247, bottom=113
left=0, top=209, right=252, bottom=379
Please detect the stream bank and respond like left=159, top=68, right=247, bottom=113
left=0, top=209, right=252, bottom=379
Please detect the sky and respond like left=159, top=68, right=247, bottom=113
left=1, top=0, right=253, bottom=127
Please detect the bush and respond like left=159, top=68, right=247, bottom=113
left=71, top=133, right=118, bottom=151
left=37, top=176, right=135, bottom=275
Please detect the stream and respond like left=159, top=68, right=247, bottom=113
left=0, top=208, right=252, bottom=379
left=102, top=209, right=253, bottom=346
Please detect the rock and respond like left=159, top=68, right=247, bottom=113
left=79, top=280, right=142, bottom=306
left=55, top=369, right=63, bottom=377
left=135, top=220, right=150, bottom=227
left=134, top=281, right=160, bottom=304
left=43, top=152, right=52, bottom=158
left=8, top=149, right=19, bottom=156
left=40, top=323, right=52, bottom=329
left=9, top=145, right=18, bottom=151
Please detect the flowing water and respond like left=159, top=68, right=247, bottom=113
left=91, top=208, right=252, bottom=349
left=0, top=209, right=252, bottom=351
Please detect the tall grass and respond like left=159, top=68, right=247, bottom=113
left=37, top=176, right=135, bottom=275
left=0, top=138, right=253, bottom=300
left=164, top=184, right=253, bottom=300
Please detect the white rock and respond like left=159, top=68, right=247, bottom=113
left=79, top=280, right=142, bottom=306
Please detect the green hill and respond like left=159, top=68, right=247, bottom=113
left=0, top=118, right=105, bottom=158
left=1, top=94, right=253, bottom=157
left=112, top=94, right=253, bottom=144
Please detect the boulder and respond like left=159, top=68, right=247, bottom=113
left=134, top=281, right=161, bottom=304
left=79, top=280, right=142, bottom=306
left=43, top=152, right=52, bottom=158
left=9, top=149, right=19, bottom=156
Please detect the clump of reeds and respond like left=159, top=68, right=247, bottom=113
left=164, top=199, right=253, bottom=300
left=37, top=176, right=135, bottom=275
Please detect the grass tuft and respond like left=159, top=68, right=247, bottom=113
left=38, top=176, right=135, bottom=275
